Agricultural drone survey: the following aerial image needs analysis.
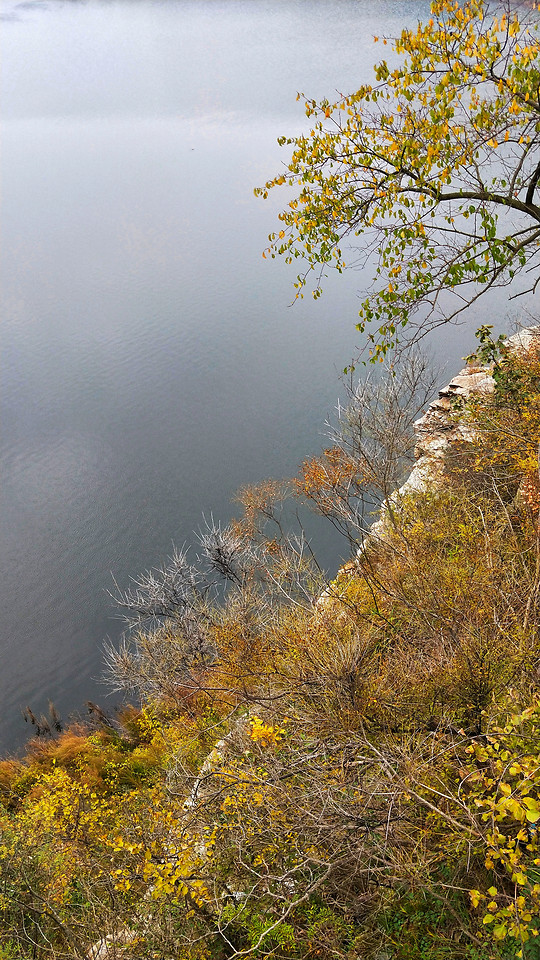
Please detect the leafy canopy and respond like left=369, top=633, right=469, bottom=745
left=257, top=0, right=540, bottom=358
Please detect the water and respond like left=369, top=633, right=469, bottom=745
left=0, top=0, right=518, bottom=753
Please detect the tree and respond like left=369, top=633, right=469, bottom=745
left=294, top=350, right=436, bottom=547
left=257, top=0, right=540, bottom=359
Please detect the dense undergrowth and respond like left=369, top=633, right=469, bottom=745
left=4, top=331, right=540, bottom=959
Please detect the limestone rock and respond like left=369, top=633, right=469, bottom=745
left=361, top=325, right=540, bottom=552
left=86, top=930, right=136, bottom=960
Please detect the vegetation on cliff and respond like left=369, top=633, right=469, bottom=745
left=2, top=330, right=540, bottom=959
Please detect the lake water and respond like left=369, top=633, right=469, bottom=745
left=0, top=0, right=520, bottom=753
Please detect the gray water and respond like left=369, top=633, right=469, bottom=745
left=0, top=0, right=517, bottom=753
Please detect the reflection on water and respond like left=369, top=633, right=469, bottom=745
left=0, top=0, right=512, bottom=752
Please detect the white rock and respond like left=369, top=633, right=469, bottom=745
left=357, top=324, right=540, bottom=555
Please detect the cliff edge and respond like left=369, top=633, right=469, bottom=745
left=366, top=325, right=540, bottom=548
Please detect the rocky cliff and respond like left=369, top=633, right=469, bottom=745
left=365, top=325, right=540, bottom=548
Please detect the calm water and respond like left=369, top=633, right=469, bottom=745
left=0, top=0, right=517, bottom=752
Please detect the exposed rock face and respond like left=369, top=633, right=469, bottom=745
left=406, top=367, right=493, bottom=487
left=86, top=930, right=135, bottom=960
left=365, top=325, right=540, bottom=548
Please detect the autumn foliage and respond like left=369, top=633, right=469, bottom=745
left=1, top=328, right=540, bottom=959
left=258, top=0, right=540, bottom=358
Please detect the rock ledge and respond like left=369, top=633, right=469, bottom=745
left=365, top=325, right=540, bottom=548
